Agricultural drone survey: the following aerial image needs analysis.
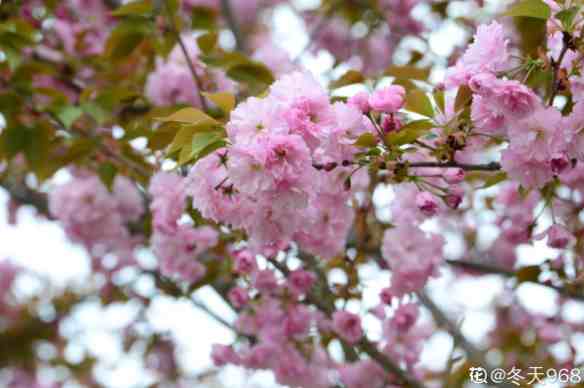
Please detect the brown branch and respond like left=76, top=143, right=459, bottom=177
left=446, top=259, right=584, bottom=302
left=162, top=0, right=209, bottom=111
left=219, top=0, right=246, bottom=52
left=548, top=32, right=571, bottom=106
left=269, top=256, right=427, bottom=388
left=417, top=290, right=514, bottom=388
left=405, top=161, right=502, bottom=172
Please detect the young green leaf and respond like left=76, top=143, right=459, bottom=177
left=405, top=89, right=434, bottom=117
left=504, top=0, right=551, bottom=19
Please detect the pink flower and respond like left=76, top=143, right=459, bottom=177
left=228, top=287, right=249, bottom=309
left=381, top=114, right=402, bottom=134
left=415, top=191, right=440, bottom=216
left=186, top=149, right=249, bottom=227
left=253, top=269, right=279, bottom=294
left=149, top=172, right=185, bottom=233
left=471, top=95, right=507, bottom=135
left=49, top=173, right=141, bottom=255
left=152, top=225, right=218, bottom=283
left=348, top=91, right=371, bottom=113
left=379, top=287, right=393, bottom=304
left=445, top=21, right=511, bottom=88
left=541, top=224, right=574, bottom=249
left=501, top=107, right=570, bottom=188
left=443, top=168, right=465, bottom=184
left=252, top=42, right=296, bottom=77
left=229, top=133, right=314, bottom=196
left=287, top=269, right=317, bottom=296
left=382, top=225, right=444, bottom=296
left=211, top=344, right=240, bottom=366
left=338, top=360, right=386, bottom=388
left=368, top=85, right=406, bottom=113
left=390, top=303, right=419, bottom=332
left=332, top=311, right=363, bottom=344
left=233, top=250, right=257, bottom=275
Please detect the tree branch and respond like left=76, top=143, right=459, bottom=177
left=417, top=290, right=514, bottom=388
left=446, top=258, right=584, bottom=302
left=405, top=161, right=502, bottom=172
left=269, top=256, right=427, bottom=388
left=162, top=0, right=209, bottom=111
left=219, top=0, right=245, bottom=52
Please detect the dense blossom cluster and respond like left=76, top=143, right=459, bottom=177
left=148, top=172, right=219, bottom=283
left=7, top=0, right=584, bottom=387
left=188, top=71, right=372, bottom=257
left=49, top=171, right=144, bottom=266
left=146, top=39, right=235, bottom=107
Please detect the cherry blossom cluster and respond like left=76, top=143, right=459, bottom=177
left=48, top=171, right=144, bottom=268
left=188, top=71, right=373, bottom=257
left=148, top=171, right=219, bottom=283
left=146, top=39, right=235, bottom=108
left=211, top=249, right=431, bottom=388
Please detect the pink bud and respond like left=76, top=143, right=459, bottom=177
left=415, top=191, right=439, bottom=216
left=234, top=250, right=257, bottom=275
left=443, top=168, right=465, bottom=184
left=348, top=91, right=371, bottom=113
left=380, top=287, right=393, bottom=304
left=288, top=269, right=316, bottom=295
left=546, top=224, right=574, bottom=249
left=551, top=154, right=570, bottom=174
left=369, top=85, right=406, bottom=113
left=332, top=311, right=363, bottom=344
left=228, top=287, right=249, bottom=309
left=382, top=115, right=402, bottom=134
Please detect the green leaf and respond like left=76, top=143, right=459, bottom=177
left=191, top=6, right=218, bottom=30
left=385, top=65, right=431, bottom=81
left=168, top=123, right=220, bottom=154
left=111, top=0, right=153, bottom=17
left=556, top=6, right=580, bottom=31
left=226, top=62, right=275, bottom=89
left=148, top=122, right=180, bottom=150
left=178, top=130, right=224, bottom=165
left=202, top=92, right=236, bottom=114
left=353, top=133, right=378, bottom=148
left=55, top=105, right=83, bottom=129
left=504, top=0, right=551, bottom=19
left=330, top=70, right=365, bottom=89
left=385, top=120, right=434, bottom=146
left=157, top=108, right=218, bottom=125
left=454, top=85, right=473, bottom=113
left=197, top=32, right=218, bottom=54
left=98, top=163, right=118, bottom=191
left=404, top=89, right=434, bottom=117
left=433, top=90, right=445, bottom=113
left=81, top=102, right=109, bottom=125
left=480, top=172, right=508, bottom=189
left=105, top=19, right=150, bottom=60
left=516, top=265, right=542, bottom=283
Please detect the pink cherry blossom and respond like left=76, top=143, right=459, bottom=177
left=382, top=225, right=444, bottom=296
left=333, top=311, right=363, bottom=344
left=368, top=85, right=406, bottom=114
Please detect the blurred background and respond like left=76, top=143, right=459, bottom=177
left=2, top=0, right=584, bottom=387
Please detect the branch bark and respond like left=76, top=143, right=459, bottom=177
left=219, top=0, right=245, bottom=52
left=405, top=161, right=502, bottom=172
left=162, top=0, right=209, bottom=111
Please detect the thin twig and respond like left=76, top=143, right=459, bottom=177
left=269, top=256, right=427, bottom=388
left=417, top=290, right=516, bottom=388
left=548, top=32, right=570, bottom=106
left=293, top=0, right=341, bottom=63
left=405, top=161, right=502, bottom=172
left=162, top=0, right=209, bottom=111
left=219, top=0, right=245, bottom=52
